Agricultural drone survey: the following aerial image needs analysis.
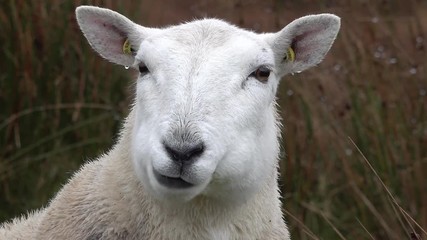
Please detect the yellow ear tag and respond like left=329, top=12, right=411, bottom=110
left=285, top=47, right=295, bottom=62
left=122, top=39, right=132, bottom=55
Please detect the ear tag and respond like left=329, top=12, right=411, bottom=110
left=285, top=47, right=295, bottom=62
left=122, top=39, right=132, bottom=55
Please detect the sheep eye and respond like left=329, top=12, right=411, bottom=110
left=138, top=65, right=149, bottom=75
left=251, top=66, right=271, bottom=83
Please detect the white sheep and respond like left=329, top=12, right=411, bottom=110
left=0, top=6, right=340, bottom=240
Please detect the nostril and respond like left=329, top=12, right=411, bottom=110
left=164, top=144, right=180, bottom=162
left=163, top=142, right=205, bottom=163
left=188, top=144, right=204, bottom=158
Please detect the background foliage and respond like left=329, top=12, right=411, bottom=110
left=0, top=0, right=426, bottom=239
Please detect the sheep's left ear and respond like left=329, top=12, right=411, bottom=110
left=265, top=14, right=340, bottom=77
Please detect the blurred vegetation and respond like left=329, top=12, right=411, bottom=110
left=0, top=0, right=426, bottom=239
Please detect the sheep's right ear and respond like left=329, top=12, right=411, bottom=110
left=75, top=6, right=158, bottom=66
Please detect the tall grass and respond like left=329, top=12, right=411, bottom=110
left=277, top=1, right=426, bottom=238
left=0, top=0, right=132, bottom=219
left=0, top=0, right=426, bottom=239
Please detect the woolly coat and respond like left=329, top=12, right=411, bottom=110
left=0, top=110, right=290, bottom=240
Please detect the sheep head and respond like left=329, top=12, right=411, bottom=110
left=76, top=6, right=340, bottom=204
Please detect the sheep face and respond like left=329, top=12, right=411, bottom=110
left=132, top=22, right=281, bottom=203
left=76, top=6, right=340, bottom=203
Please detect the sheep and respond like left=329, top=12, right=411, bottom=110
left=0, top=5, right=340, bottom=240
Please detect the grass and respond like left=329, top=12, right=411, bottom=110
left=0, top=0, right=426, bottom=239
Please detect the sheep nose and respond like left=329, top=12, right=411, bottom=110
left=163, top=142, right=205, bottom=164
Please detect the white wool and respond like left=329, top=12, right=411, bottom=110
left=1, top=5, right=340, bottom=240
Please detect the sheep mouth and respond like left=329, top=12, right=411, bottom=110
left=153, top=170, right=194, bottom=189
